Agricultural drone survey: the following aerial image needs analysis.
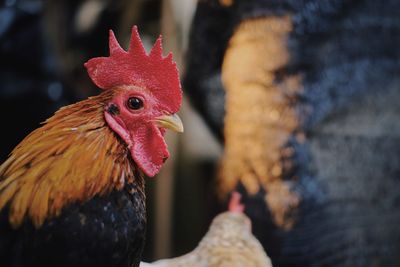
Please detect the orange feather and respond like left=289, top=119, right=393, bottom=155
left=0, top=88, right=139, bottom=228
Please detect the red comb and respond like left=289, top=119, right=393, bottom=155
left=84, top=26, right=182, bottom=114
left=228, top=192, right=245, bottom=213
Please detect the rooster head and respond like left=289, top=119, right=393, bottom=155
left=85, top=26, right=183, bottom=177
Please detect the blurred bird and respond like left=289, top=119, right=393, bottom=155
left=185, top=1, right=400, bottom=266
left=0, top=26, right=183, bottom=267
left=145, top=192, right=272, bottom=267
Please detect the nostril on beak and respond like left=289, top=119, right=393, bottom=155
left=107, top=104, right=120, bottom=115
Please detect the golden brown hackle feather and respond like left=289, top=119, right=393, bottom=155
left=0, top=88, right=138, bottom=228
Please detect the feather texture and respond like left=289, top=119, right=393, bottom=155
left=151, top=212, right=272, bottom=267
left=0, top=88, right=138, bottom=228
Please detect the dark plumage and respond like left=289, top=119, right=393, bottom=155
left=0, top=182, right=146, bottom=267
left=185, top=1, right=400, bottom=266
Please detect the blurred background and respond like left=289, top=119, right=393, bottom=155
left=1, top=0, right=399, bottom=266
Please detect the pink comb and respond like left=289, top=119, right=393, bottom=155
left=84, top=26, right=182, bottom=114
left=228, top=192, right=245, bottom=213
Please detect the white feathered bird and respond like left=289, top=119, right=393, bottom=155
left=141, top=192, right=272, bottom=267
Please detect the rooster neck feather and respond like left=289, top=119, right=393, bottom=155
left=0, top=89, right=141, bottom=228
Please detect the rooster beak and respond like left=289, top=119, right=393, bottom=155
left=154, top=114, right=184, bottom=133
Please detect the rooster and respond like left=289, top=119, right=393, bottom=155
left=146, top=193, right=272, bottom=267
left=0, top=26, right=183, bottom=267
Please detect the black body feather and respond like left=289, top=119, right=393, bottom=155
left=0, top=182, right=146, bottom=267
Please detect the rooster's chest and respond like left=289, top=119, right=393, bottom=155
left=0, top=183, right=146, bottom=267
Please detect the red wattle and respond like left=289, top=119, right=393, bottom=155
left=130, top=124, right=169, bottom=177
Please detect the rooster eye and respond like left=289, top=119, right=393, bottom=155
left=127, top=97, right=144, bottom=110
